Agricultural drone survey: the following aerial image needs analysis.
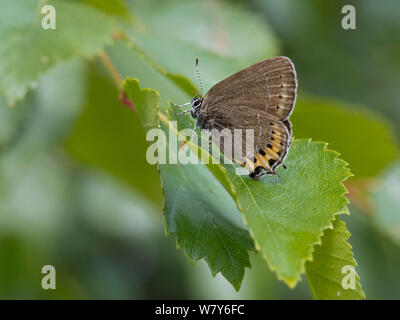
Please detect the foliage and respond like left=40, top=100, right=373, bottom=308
left=124, top=76, right=364, bottom=298
left=0, top=0, right=399, bottom=299
left=292, top=97, right=398, bottom=178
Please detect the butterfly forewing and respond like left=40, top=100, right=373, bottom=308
left=202, top=56, right=297, bottom=120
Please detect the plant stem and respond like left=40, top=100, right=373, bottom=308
left=98, top=50, right=136, bottom=111
left=98, top=51, right=122, bottom=88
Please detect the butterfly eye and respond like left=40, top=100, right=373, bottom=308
left=193, top=99, right=201, bottom=107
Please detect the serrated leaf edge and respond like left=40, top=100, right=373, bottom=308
left=305, top=218, right=366, bottom=299
left=1, top=0, right=119, bottom=106
left=124, top=77, right=360, bottom=292
left=123, top=77, right=251, bottom=291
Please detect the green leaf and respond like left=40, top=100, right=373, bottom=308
left=65, top=64, right=162, bottom=205
left=78, top=0, right=132, bottom=20
left=130, top=0, right=279, bottom=62
left=305, top=217, right=365, bottom=300
left=122, top=75, right=360, bottom=295
left=344, top=206, right=400, bottom=299
left=373, top=162, right=400, bottom=246
left=118, top=36, right=363, bottom=294
left=292, top=96, right=399, bottom=178
left=0, top=0, right=117, bottom=105
left=161, top=158, right=255, bottom=291
left=224, top=140, right=352, bottom=287
left=93, top=3, right=365, bottom=294
left=1, top=57, right=87, bottom=158
left=126, top=0, right=279, bottom=94
left=124, top=78, right=255, bottom=290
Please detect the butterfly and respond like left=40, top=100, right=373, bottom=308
left=176, top=56, right=297, bottom=179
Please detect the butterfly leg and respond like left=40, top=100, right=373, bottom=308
left=175, top=102, right=192, bottom=115
left=176, top=109, right=191, bottom=116
left=249, top=166, right=266, bottom=179
left=189, top=118, right=200, bottom=144
left=175, top=102, right=191, bottom=108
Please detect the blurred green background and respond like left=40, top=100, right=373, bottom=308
left=0, top=0, right=399, bottom=299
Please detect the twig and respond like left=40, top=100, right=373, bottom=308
left=98, top=51, right=122, bottom=88
left=98, top=50, right=136, bottom=112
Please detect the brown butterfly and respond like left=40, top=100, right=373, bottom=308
left=176, top=57, right=297, bottom=179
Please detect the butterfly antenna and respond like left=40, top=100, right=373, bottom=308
left=195, top=58, right=203, bottom=97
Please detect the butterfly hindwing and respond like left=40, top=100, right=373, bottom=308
left=202, top=106, right=291, bottom=175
